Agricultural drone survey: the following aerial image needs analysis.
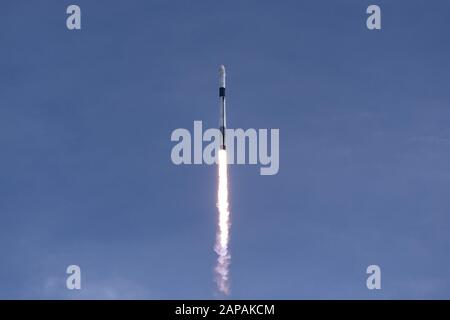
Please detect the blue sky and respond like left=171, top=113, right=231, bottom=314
left=1, top=0, right=450, bottom=299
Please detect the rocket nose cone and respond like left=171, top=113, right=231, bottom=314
left=219, top=65, right=226, bottom=88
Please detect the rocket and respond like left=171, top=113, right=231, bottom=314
left=219, top=65, right=227, bottom=150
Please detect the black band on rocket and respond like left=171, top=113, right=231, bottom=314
left=219, top=87, right=225, bottom=97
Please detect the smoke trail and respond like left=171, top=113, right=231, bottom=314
left=215, top=149, right=231, bottom=295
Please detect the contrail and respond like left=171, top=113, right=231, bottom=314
left=214, top=65, right=231, bottom=294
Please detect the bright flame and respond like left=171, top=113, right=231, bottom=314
left=215, top=149, right=231, bottom=295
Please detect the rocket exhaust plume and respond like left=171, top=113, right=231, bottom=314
left=215, top=65, right=231, bottom=295
left=215, top=149, right=230, bottom=294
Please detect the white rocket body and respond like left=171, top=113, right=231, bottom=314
left=219, top=65, right=227, bottom=150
